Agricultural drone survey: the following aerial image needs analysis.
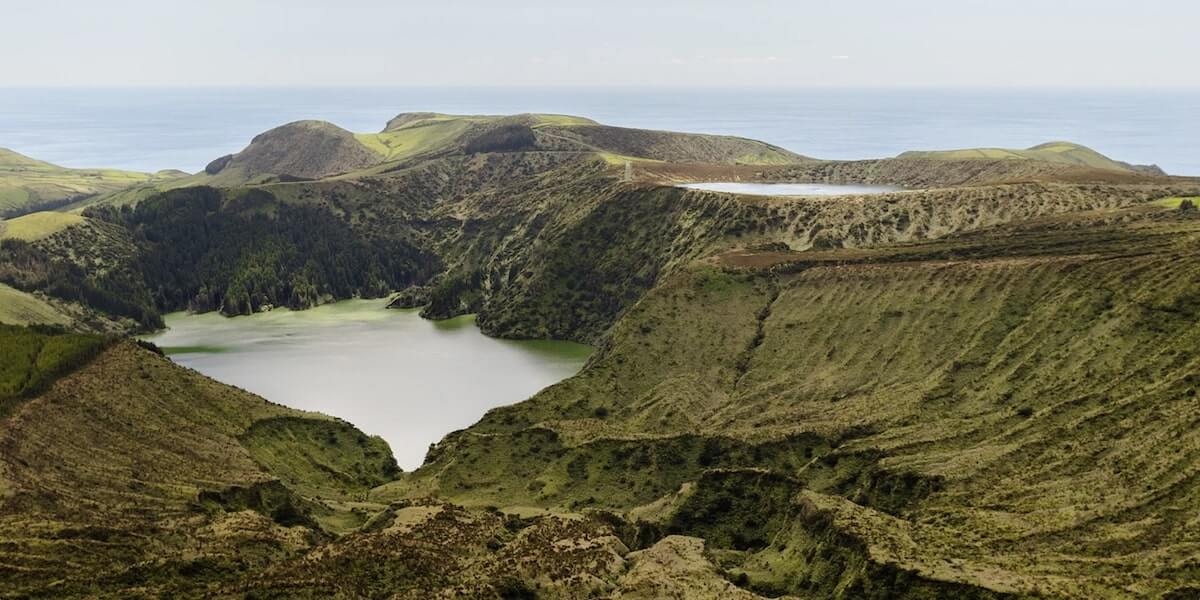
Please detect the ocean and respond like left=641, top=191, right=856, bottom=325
left=0, top=86, right=1196, bottom=175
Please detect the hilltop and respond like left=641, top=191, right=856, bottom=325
left=3, top=115, right=1193, bottom=341
left=202, top=120, right=381, bottom=183
left=96, top=112, right=807, bottom=198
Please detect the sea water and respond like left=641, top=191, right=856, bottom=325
left=1, top=87, right=1197, bottom=175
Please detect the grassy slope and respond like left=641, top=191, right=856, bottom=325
left=81, top=112, right=809, bottom=210
left=435, top=168, right=1188, bottom=342
left=0, top=283, right=72, bottom=327
left=0, top=324, right=107, bottom=415
left=205, top=143, right=1190, bottom=347
left=0, top=332, right=401, bottom=597
left=0, top=211, right=85, bottom=240
left=0, top=212, right=159, bottom=331
left=399, top=202, right=1200, bottom=598
left=355, top=118, right=474, bottom=161
left=1155, top=195, right=1199, bottom=209
left=0, top=148, right=180, bottom=216
left=897, top=141, right=1143, bottom=172
left=355, top=113, right=595, bottom=162
left=535, top=122, right=805, bottom=165
left=0, top=329, right=740, bottom=598
left=2, top=118, right=1199, bottom=597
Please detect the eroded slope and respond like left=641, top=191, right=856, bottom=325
left=401, top=203, right=1200, bottom=597
left=0, top=331, right=398, bottom=597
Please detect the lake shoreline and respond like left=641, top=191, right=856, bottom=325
left=679, top=181, right=905, bottom=196
left=142, top=298, right=592, bottom=469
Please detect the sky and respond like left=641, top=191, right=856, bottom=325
left=3, top=0, right=1199, bottom=88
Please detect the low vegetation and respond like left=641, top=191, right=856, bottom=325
left=0, top=282, right=72, bottom=327
left=0, top=323, right=108, bottom=416
left=1, top=115, right=1199, bottom=597
left=897, top=140, right=1164, bottom=174
left=0, top=147, right=182, bottom=217
left=0, top=211, right=85, bottom=241
left=99, top=185, right=439, bottom=315
left=239, top=416, right=400, bottom=497
left=396, top=200, right=1200, bottom=597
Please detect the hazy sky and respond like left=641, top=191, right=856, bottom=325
left=5, top=0, right=1198, bottom=87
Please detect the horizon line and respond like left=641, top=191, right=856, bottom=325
left=3, top=83, right=1200, bottom=91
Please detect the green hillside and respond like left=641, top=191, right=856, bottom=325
left=897, top=141, right=1161, bottom=173
left=5, top=197, right=1198, bottom=597
left=0, top=283, right=72, bottom=327
left=95, top=112, right=808, bottom=196
left=0, top=324, right=108, bottom=415
left=400, top=201, right=1200, bottom=597
left=0, top=148, right=183, bottom=217
left=0, top=332, right=401, bottom=596
left=356, top=112, right=600, bottom=162
left=0, top=211, right=85, bottom=240
left=0, top=114, right=1198, bottom=597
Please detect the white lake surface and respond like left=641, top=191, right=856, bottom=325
left=141, top=299, right=592, bottom=470
left=680, top=182, right=903, bottom=196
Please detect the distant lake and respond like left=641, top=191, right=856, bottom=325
left=141, top=300, right=592, bottom=470
left=1, top=87, right=1197, bottom=175
left=681, top=182, right=903, bottom=196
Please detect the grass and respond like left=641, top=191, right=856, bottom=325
left=0, top=323, right=107, bottom=416
left=0, top=211, right=85, bottom=240
left=1153, top=196, right=1198, bottom=209
left=239, top=416, right=400, bottom=499
left=598, top=151, right=665, bottom=165
left=403, top=202, right=1200, bottom=597
left=355, top=118, right=476, bottom=161
left=898, top=141, right=1136, bottom=171
left=356, top=113, right=599, bottom=162
left=528, top=114, right=599, bottom=127
left=733, top=151, right=801, bottom=165
left=0, top=283, right=71, bottom=327
left=0, top=148, right=175, bottom=216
